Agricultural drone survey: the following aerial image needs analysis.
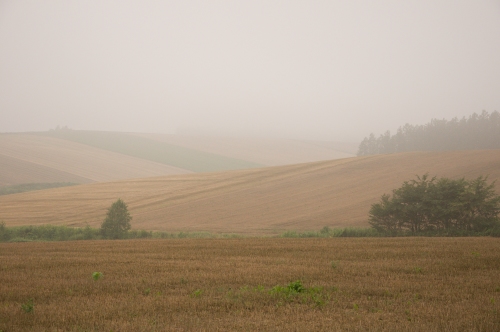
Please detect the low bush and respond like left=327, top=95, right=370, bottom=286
left=1, top=223, right=497, bottom=243
left=281, top=227, right=382, bottom=238
left=0, top=224, right=243, bottom=242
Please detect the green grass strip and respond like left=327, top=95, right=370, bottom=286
left=37, top=130, right=262, bottom=172
left=0, top=182, right=78, bottom=196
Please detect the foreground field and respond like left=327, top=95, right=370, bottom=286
left=1, top=238, right=499, bottom=331
left=1, top=150, right=499, bottom=234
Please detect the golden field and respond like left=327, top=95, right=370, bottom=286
left=0, top=150, right=499, bottom=234
left=1, top=237, right=499, bottom=331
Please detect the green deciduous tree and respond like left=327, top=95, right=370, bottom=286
left=100, top=199, right=132, bottom=239
left=369, top=175, right=500, bottom=234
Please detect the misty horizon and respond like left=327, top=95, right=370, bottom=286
left=1, top=1, right=499, bottom=142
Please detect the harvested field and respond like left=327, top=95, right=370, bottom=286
left=0, top=150, right=499, bottom=234
left=1, top=238, right=499, bottom=331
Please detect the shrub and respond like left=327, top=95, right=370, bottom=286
left=369, top=175, right=500, bottom=234
left=0, top=222, right=10, bottom=242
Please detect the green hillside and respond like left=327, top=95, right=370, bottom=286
left=37, top=130, right=262, bottom=172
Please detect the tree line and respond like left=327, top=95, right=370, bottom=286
left=358, top=110, right=500, bottom=156
left=369, top=174, right=500, bottom=235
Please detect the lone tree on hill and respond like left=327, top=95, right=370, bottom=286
left=369, top=174, right=500, bottom=234
left=100, top=199, right=132, bottom=239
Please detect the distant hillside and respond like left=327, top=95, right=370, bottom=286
left=0, top=130, right=356, bottom=190
left=40, top=130, right=262, bottom=172
left=0, top=133, right=191, bottom=187
left=136, top=133, right=357, bottom=166
left=1, top=150, right=498, bottom=234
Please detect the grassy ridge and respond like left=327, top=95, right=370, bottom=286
left=1, top=238, right=499, bottom=330
left=39, top=130, right=262, bottom=172
left=1, top=224, right=497, bottom=243
left=0, top=223, right=243, bottom=242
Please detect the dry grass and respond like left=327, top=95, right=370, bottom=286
left=0, top=150, right=499, bottom=234
left=1, top=238, right=499, bottom=331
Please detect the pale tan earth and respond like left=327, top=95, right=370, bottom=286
left=0, top=154, right=92, bottom=186
left=0, top=134, right=191, bottom=186
left=1, top=150, right=498, bottom=235
left=135, top=133, right=357, bottom=166
left=0, top=133, right=356, bottom=186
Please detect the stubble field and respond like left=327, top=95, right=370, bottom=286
left=1, top=237, right=499, bottom=331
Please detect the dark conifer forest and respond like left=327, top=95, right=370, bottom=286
left=357, top=110, right=500, bottom=156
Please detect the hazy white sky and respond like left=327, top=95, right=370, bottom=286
left=1, top=1, right=499, bottom=141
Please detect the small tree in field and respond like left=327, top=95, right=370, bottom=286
left=100, top=199, right=132, bottom=239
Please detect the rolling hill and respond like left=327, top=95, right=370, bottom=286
left=0, top=133, right=192, bottom=186
left=0, top=131, right=355, bottom=188
left=134, top=133, right=357, bottom=166
left=0, top=150, right=498, bottom=235
left=40, top=130, right=263, bottom=172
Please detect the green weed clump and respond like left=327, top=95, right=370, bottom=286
left=269, top=280, right=330, bottom=307
left=21, top=299, right=34, bottom=313
left=191, top=289, right=203, bottom=298
left=92, top=272, right=103, bottom=281
left=225, top=280, right=332, bottom=308
left=270, top=280, right=306, bottom=297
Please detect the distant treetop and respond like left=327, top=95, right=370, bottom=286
left=357, top=110, right=500, bottom=156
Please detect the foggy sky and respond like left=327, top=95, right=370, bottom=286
left=1, top=1, right=499, bottom=141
